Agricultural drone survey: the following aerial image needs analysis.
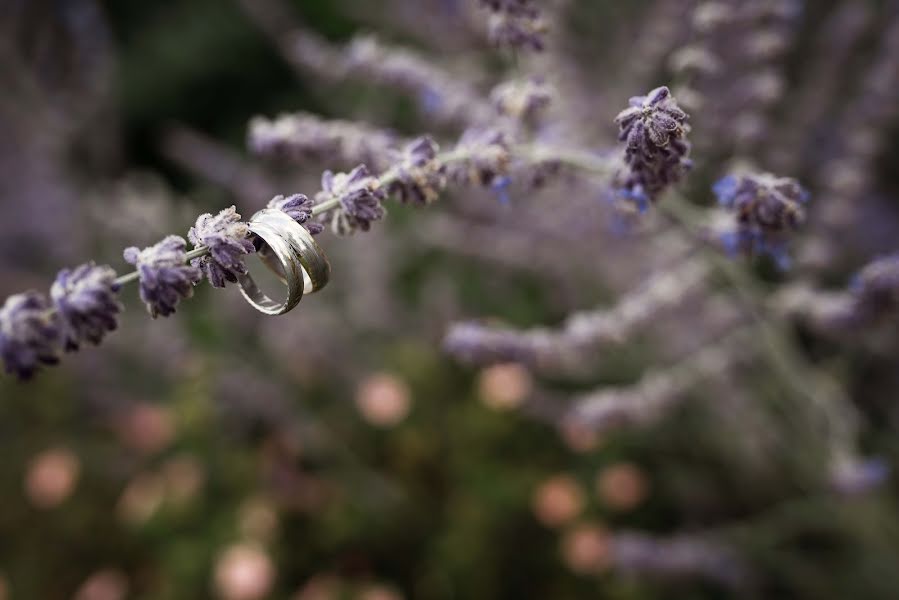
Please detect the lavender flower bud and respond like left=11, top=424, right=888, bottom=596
left=50, top=263, right=122, bottom=350
left=480, top=0, right=547, bottom=51
left=849, top=253, right=899, bottom=323
left=267, top=194, right=324, bottom=235
left=713, top=172, right=809, bottom=266
left=830, top=457, right=889, bottom=497
left=610, top=532, right=748, bottom=588
left=123, top=236, right=203, bottom=318
left=188, top=206, right=256, bottom=289
left=614, top=86, right=692, bottom=206
left=490, top=77, right=554, bottom=122
left=316, top=165, right=387, bottom=235
left=446, top=127, right=511, bottom=187
left=0, top=292, right=62, bottom=379
left=388, top=136, right=446, bottom=205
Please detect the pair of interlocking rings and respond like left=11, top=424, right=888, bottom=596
left=238, top=209, right=330, bottom=315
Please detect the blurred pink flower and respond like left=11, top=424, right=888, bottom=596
left=213, top=543, right=276, bottom=600
left=355, top=373, right=412, bottom=427
left=24, top=447, right=80, bottom=509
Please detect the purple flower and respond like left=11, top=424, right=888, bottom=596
left=0, top=292, right=62, bottom=379
left=123, top=236, right=203, bottom=318
left=713, top=172, right=808, bottom=267
left=446, top=127, right=511, bottom=187
left=614, top=87, right=692, bottom=205
left=248, top=113, right=398, bottom=171
left=188, top=206, right=256, bottom=288
left=316, top=165, right=387, bottom=234
left=480, top=0, right=546, bottom=51
left=388, top=136, right=446, bottom=205
left=50, top=263, right=122, bottom=350
left=849, top=253, right=899, bottom=323
left=267, top=193, right=324, bottom=235
left=610, top=532, right=749, bottom=588
left=831, top=457, right=890, bottom=497
left=490, top=77, right=553, bottom=121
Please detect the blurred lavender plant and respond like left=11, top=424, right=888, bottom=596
left=3, top=3, right=899, bottom=596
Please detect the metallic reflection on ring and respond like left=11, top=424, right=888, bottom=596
left=238, top=209, right=330, bottom=315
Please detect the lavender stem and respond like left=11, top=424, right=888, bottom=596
left=109, top=148, right=476, bottom=289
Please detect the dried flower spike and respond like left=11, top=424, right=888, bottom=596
left=51, top=263, right=122, bottom=350
left=124, top=236, right=203, bottom=318
left=0, top=292, right=62, bottom=379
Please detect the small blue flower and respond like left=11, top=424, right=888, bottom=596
left=420, top=89, right=444, bottom=115
left=713, top=175, right=740, bottom=207
left=617, top=185, right=651, bottom=214
left=492, top=176, right=512, bottom=205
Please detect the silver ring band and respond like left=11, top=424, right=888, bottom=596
left=238, top=209, right=331, bottom=315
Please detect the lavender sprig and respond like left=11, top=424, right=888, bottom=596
left=248, top=112, right=401, bottom=171
left=444, top=258, right=710, bottom=372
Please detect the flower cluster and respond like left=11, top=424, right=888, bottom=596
left=0, top=292, right=63, bottom=379
left=614, top=86, right=692, bottom=209
left=445, top=127, right=511, bottom=188
left=317, top=165, right=387, bottom=235
left=490, top=77, right=554, bottom=123
left=713, top=172, right=809, bottom=267
left=51, top=263, right=122, bottom=350
left=2, top=263, right=122, bottom=379
left=848, top=253, right=899, bottom=324
left=248, top=113, right=399, bottom=172
left=479, top=0, right=547, bottom=51
left=285, top=31, right=492, bottom=128
left=267, top=194, right=323, bottom=235
left=188, top=206, right=256, bottom=289
left=387, top=136, right=446, bottom=206
left=124, top=236, right=203, bottom=318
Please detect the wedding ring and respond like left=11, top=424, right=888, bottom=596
left=238, top=208, right=330, bottom=315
